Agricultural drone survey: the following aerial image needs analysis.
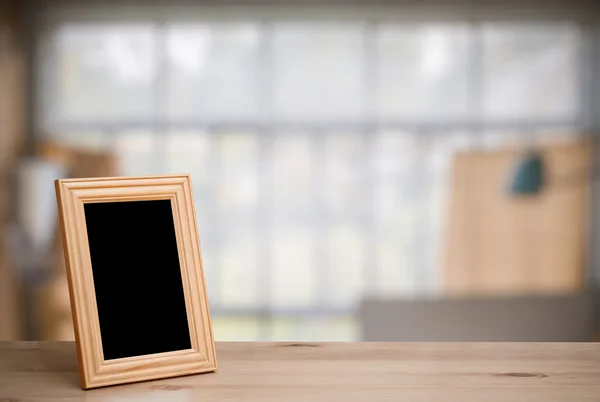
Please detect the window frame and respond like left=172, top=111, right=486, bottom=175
left=33, top=5, right=599, bottom=340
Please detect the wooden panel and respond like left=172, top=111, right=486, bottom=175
left=0, top=243, right=21, bottom=341
left=2, top=341, right=600, bottom=401
left=0, top=1, right=23, bottom=341
left=445, top=140, right=591, bottom=296
left=0, top=2, right=23, bottom=226
left=35, top=141, right=117, bottom=179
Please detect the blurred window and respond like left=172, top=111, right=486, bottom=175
left=482, top=25, right=580, bottom=120
left=376, top=25, right=471, bottom=119
left=165, top=25, right=262, bottom=122
left=272, top=24, right=366, bottom=121
left=38, top=19, right=586, bottom=341
left=47, top=25, right=156, bottom=124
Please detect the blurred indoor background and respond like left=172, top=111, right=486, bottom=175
left=1, top=0, right=600, bottom=342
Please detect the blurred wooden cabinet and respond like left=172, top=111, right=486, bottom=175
left=444, top=140, right=591, bottom=296
left=0, top=1, right=24, bottom=340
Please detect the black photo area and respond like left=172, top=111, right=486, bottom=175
left=84, top=200, right=192, bottom=360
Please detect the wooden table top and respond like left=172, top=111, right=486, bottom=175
left=1, top=341, right=600, bottom=401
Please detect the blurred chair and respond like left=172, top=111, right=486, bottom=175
left=359, top=139, right=598, bottom=342
left=10, top=156, right=65, bottom=340
left=445, top=139, right=591, bottom=295
left=33, top=141, right=117, bottom=341
left=359, top=290, right=598, bottom=341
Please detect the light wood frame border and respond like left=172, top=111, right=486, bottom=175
left=54, top=175, right=217, bottom=389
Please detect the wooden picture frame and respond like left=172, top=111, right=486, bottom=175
left=54, top=175, right=217, bottom=389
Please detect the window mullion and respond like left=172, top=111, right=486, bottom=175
left=469, top=21, right=484, bottom=149
left=257, top=21, right=274, bottom=341
left=363, top=21, right=378, bottom=298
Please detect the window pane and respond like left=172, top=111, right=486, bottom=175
left=377, top=25, right=470, bottom=119
left=220, top=228, right=259, bottom=308
left=269, top=134, right=316, bottom=308
left=271, top=134, right=314, bottom=221
left=212, top=316, right=261, bottom=341
left=113, top=132, right=157, bottom=176
left=272, top=24, right=365, bottom=121
left=270, top=315, right=358, bottom=341
left=271, top=228, right=316, bottom=309
left=372, top=132, right=424, bottom=295
left=166, top=24, right=262, bottom=121
left=324, top=133, right=365, bottom=308
left=218, top=132, right=260, bottom=225
left=50, top=25, right=155, bottom=124
left=328, top=225, right=364, bottom=308
left=325, top=133, right=364, bottom=219
left=482, top=24, right=580, bottom=120
left=218, top=133, right=260, bottom=308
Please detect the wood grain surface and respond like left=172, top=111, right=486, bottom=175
left=1, top=341, right=600, bottom=401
